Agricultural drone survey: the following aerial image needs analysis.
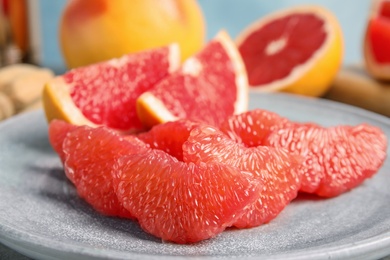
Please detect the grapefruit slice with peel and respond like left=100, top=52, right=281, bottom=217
left=236, top=5, right=343, bottom=97
left=43, top=44, right=180, bottom=132
left=183, top=125, right=302, bottom=228
left=136, top=30, right=248, bottom=128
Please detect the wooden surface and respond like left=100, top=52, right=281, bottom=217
left=324, top=65, right=390, bottom=117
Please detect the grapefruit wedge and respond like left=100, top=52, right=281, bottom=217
left=364, top=0, right=390, bottom=80
left=236, top=5, right=343, bottom=97
left=42, top=44, right=180, bottom=132
left=136, top=30, right=248, bottom=128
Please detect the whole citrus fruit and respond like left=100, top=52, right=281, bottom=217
left=236, top=5, right=343, bottom=97
left=60, top=0, right=205, bottom=68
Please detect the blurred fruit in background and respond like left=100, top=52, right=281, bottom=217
left=236, top=5, right=343, bottom=97
left=364, top=0, right=390, bottom=81
left=59, top=0, right=206, bottom=69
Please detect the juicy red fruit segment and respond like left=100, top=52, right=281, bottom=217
left=63, top=124, right=148, bottom=218
left=48, top=119, right=77, bottom=162
left=220, top=109, right=388, bottom=197
left=112, top=148, right=260, bottom=244
left=183, top=125, right=302, bottom=228
left=137, top=119, right=201, bottom=160
left=238, top=13, right=326, bottom=86
left=64, top=46, right=173, bottom=130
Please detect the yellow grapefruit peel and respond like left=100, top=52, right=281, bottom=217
left=42, top=77, right=97, bottom=127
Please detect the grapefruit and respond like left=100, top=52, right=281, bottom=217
left=236, top=5, right=343, bottom=97
left=364, top=0, right=390, bottom=81
left=61, top=122, right=147, bottom=218
left=266, top=123, right=388, bottom=197
left=183, top=125, right=302, bottom=228
left=136, top=31, right=248, bottom=128
left=60, top=0, right=205, bottom=68
left=42, top=45, right=180, bottom=132
left=112, top=149, right=260, bottom=244
left=48, top=119, right=77, bottom=163
left=220, top=109, right=388, bottom=197
left=137, top=119, right=200, bottom=161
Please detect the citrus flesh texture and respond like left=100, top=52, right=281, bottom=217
left=50, top=120, right=260, bottom=243
left=220, top=109, right=388, bottom=197
left=60, top=122, right=148, bottom=218
left=236, top=6, right=343, bottom=97
left=137, top=119, right=200, bottom=161
left=60, top=0, right=205, bottom=68
left=48, top=119, right=77, bottom=162
left=112, top=149, right=260, bottom=244
left=136, top=30, right=248, bottom=128
left=183, top=125, right=302, bottom=228
left=43, top=44, right=180, bottom=132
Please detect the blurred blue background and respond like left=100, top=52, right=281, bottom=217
left=38, top=0, right=370, bottom=73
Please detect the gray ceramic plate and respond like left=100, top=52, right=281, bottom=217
left=0, top=92, right=390, bottom=260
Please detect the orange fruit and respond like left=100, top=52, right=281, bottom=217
left=42, top=45, right=180, bottom=132
left=60, top=0, right=205, bottom=68
left=220, top=109, right=388, bottom=197
left=136, top=31, right=248, bottom=128
left=236, top=5, right=343, bottom=97
left=364, top=0, right=390, bottom=80
left=183, top=125, right=302, bottom=228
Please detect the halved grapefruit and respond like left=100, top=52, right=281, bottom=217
left=42, top=44, right=180, bottom=132
left=364, top=0, right=390, bottom=81
left=236, top=5, right=343, bottom=97
left=136, top=30, right=248, bottom=128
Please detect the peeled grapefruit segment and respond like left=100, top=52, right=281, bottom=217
left=43, top=44, right=180, bottom=132
left=364, top=0, right=390, bottom=80
left=62, top=123, right=148, bottom=218
left=112, top=149, right=260, bottom=244
left=137, top=119, right=200, bottom=161
left=266, top=123, right=388, bottom=197
left=236, top=5, right=343, bottom=97
left=48, top=119, right=77, bottom=162
left=183, top=125, right=302, bottom=228
left=136, top=30, right=248, bottom=128
left=220, top=109, right=388, bottom=197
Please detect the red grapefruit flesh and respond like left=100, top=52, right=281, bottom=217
left=220, top=109, right=388, bottom=197
left=235, top=6, right=343, bottom=97
left=183, top=125, right=302, bottom=228
left=48, top=119, right=77, bottom=162
left=136, top=31, right=248, bottom=128
left=62, top=124, right=148, bottom=218
left=219, top=109, right=290, bottom=147
left=265, top=123, right=388, bottom=197
left=43, top=44, right=180, bottom=131
left=112, top=149, right=260, bottom=244
left=238, top=13, right=325, bottom=86
left=137, top=119, right=200, bottom=161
